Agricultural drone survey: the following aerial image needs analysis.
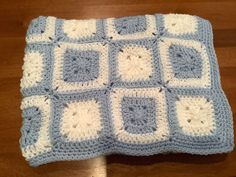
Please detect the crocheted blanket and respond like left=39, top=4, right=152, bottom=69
left=20, top=13, right=234, bottom=166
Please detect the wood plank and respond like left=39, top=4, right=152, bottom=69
left=0, top=0, right=236, bottom=177
left=0, top=2, right=236, bottom=37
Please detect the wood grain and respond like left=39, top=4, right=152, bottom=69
left=0, top=0, right=235, bottom=176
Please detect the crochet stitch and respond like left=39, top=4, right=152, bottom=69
left=20, top=13, right=234, bottom=166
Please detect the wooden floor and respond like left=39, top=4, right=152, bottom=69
left=0, top=0, right=236, bottom=176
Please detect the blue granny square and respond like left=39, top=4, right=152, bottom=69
left=168, top=44, right=202, bottom=79
left=121, top=97, right=157, bottom=134
left=20, top=106, right=42, bottom=148
left=113, top=16, right=147, bottom=35
left=63, top=49, right=100, bottom=82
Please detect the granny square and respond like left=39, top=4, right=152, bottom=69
left=20, top=14, right=234, bottom=166
left=109, top=39, right=162, bottom=87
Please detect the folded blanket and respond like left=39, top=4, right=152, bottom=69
left=20, top=13, right=234, bottom=166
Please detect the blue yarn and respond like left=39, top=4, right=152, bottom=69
left=168, top=44, right=202, bottom=79
left=114, top=16, right=147, bottom=35
left=63, top=49, right=100, bottom=82
left=121, top=97, right=157, bottom=134
left=27, top=16, right=47, bottom=36
left=20, top=107, right=42, bottom=148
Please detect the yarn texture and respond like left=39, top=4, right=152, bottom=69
left=20, top=13, right=234, bottom=166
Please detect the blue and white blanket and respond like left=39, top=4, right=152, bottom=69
left=20, top=13, right=234, bottom=166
